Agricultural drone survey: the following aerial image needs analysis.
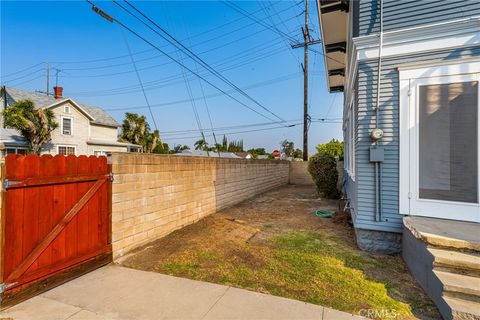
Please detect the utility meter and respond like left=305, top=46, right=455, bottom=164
left=370, top=128, right=384, bottom=141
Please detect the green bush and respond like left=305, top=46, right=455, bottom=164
left=308, top=152, right=340, bottom=199
left=316, top=139, right=344, bottom=160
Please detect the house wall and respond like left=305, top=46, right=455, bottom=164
left=110, top=153, right=290, bottom=259
left=90, top=124, right=118, bottom=141
left=44, top=101, right=90, bottom=155
left=87, top=145, right=127, bottom=155
left=357, top=0, right=480, bottom=37
left=352, top=46, right=480, bottom=241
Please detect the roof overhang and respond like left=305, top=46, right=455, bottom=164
left=316, top=0, right=349, bottom=92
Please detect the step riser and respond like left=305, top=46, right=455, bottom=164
left=435, top=265, right=480, bottom=278
left=444, top=291, right=480, bottom=304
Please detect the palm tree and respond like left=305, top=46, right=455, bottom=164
left=2, top=99, right=58, bottom=154
left=194, top=138, right=209, bottom=151
left=121, top=113, right=162, bottom=153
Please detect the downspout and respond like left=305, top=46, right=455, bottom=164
left=374, top=0, right=384, bottom=222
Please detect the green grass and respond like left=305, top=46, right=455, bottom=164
left=158, top=231, right=414, bottom=319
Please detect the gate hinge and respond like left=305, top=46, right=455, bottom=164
left=3, top=179, right=21, bottom=189
left=407, top=89, right=411, bottom=96
left=408, top=192, right=412, bottom=199
left=0, top=282, right=17, bottom=294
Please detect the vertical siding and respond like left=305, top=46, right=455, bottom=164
left=354, top=45, right=480, bottom=233
left=359, top=0, right=480, bottom=36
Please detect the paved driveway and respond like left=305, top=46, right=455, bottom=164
left=0, top=265, right=363, bottom=320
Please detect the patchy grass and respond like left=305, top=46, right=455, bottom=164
left=121, top=186, right=439, bottom=320
left=156, top=231, right=412, bottom=319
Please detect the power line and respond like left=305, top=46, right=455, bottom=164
left=1, top=62, right=44, bottom=79
left=113, top=0, right=285, bottom=122
left=121, top=30, right=158, bottom=131
left=101, top=72, right=305, bottom=112
left=86, top=1, right=282, bottom=123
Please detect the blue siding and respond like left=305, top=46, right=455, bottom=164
left=353, top=45, right=480, bottom=233
left=358, top=0, right=480, bottom=36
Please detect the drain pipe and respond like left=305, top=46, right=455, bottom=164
left=371, top=0, right=385, bottom=222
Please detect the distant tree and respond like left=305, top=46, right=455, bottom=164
left=247, top=147, right=267, bottom=159
left=316, top=139, right=344, bottom=160
left=228, top=139, right=244, bottom=152
left=121, top=113, right=164, bottom=153
left=194, top=138, right=209, bottom=151
left=153, top=141, right=170, bottom=154
left=169, top=144, right=190, bottom=154
left=2, top=99, right=58, bottom=154
left=280, top=140, right=302, bottom=158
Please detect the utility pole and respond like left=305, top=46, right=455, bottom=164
left=291, top=0, right=321, bottom=161
left=45, top=62, right=50, bottom=96
left=302, top=0, right=309, bottom=161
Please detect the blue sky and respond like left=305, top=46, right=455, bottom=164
left=1, top=0, right=343, bottom=153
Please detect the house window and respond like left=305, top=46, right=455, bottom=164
left=58, top=146, right=76, bottom=156
left=62, top=117, right=72, bottom=135
left=2, top=147, right=27, bottom=157
left=64, top=105, right=71, bottom=114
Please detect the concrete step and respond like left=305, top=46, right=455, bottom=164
left=434, top=270, right=480, bottom=302
left=403, top=217, right=480, bottom=252
left=430, top=248, right=480, bottom=277
left=444, top=296, right=480, bottom=320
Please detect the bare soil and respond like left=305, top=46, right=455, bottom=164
left=119, top=185, right=440, bottom=320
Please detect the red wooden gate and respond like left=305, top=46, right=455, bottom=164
left=0, top=154, right=112, bottom=306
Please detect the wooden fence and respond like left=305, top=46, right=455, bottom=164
left=0, top=154, right=112, bottom=307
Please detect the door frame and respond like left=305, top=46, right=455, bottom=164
left=399, top=60, right=480, bottom=222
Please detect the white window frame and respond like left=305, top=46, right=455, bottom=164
left=344, top=100, right=355, bottom=180
left=399, top=60, right=480, bottom=223
left=2, top=147, right=28, bottom=157
left=57, top=145, right=76, bottom=156
left=61, top=116, right=73, bottom=136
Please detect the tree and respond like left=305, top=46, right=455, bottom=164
left=194, top=138, right=209, bottom=151
left=2, top=99, right=58, bottom=154
left=316, top=139, right=344, bottom=160
left=280, top=140, right=302, bottom=158
left=247, top=147, right=267, bottom=159
left=228, top=139, right=244, bottom=152
left=170, top=144, right=190, bottom=154
left=120, top=112, right=161, bottom=153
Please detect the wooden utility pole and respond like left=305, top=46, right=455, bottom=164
left=291, top=0, right=321, bottom=161
left=45, top=62, right=50, bottom=96
left=302, top=0, right=309, bottom=161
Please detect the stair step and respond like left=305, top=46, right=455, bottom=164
left=444, top=296, right=480, bottom=320
left=435, top=270, right=480, bottom=300
left=430, top=248, right=480, bottom=276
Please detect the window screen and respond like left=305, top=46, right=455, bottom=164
left=58, top=146, right=75, bottom=156
left=418, top=81, right=478, bottom=203
left=62, top=118, right=72, bottom=135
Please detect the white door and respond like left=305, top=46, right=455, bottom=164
left=399, top=62, right=480, bottom=223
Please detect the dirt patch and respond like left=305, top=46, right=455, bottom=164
left=120, top=185, right=439, bottom=320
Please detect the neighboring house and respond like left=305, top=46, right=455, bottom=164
left=317, top=1, right=480, bottom=318
left=177, top=150, right=243, bottom=158
left=0, top=86, right=140, bottom=156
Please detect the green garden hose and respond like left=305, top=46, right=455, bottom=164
left=314, top=210, right=332, bottom=218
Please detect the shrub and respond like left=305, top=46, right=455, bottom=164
left=316, top=139, right=344, bottom=160
left=308, top=152, right=340, bottom=199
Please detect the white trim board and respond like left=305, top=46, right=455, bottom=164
left=353, top=16, right=480, bottom=61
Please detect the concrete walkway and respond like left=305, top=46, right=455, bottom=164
left=1, top=265, right=364, bottom=320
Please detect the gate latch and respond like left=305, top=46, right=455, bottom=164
left=2, top=179, right=21, bottom=190
left=108, top=173, right=114, bottom=182
left=0, top=282, right=17, bottom=294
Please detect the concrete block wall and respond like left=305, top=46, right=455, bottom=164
left=288, top=161, right=314, bottom=186
left=110, top=153, right=289, bottom=259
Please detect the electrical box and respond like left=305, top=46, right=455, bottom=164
left=370, top=147, right=385, bottom=162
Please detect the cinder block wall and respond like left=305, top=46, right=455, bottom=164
left=288, top=161, right=314, bottom=186
left=110, top=153, right=289, bottom=259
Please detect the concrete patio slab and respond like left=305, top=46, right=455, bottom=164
left=0, top=265, right=364, bottom=320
